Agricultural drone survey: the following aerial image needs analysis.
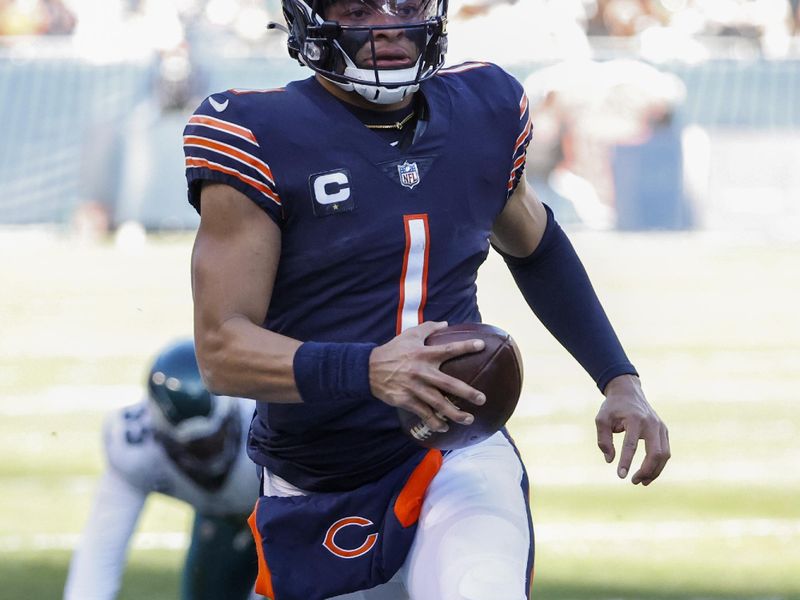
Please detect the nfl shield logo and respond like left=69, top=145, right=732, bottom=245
left=397, top=161, right=420, bottom=189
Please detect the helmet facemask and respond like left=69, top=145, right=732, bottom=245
left=283, top=0, right=449, bottom=104
left=151, top=393, right=242, bottom=488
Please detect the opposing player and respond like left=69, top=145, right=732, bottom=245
left=184, top=1, right=671, bottom=598
left=63, top=340, right=261, bottom=600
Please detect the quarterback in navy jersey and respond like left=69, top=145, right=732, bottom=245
left=184, top=1, right=670, bottom=599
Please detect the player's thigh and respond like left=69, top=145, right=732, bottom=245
left=328, top=582, right=407, bottom=600
left=182, top=512, right=258, bottom=600
left=326, top=571, right=408, bottom=600
left=402, top=432, right=533, bottom=600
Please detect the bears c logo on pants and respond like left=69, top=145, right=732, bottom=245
left=322, top=516, right=378, bottom=558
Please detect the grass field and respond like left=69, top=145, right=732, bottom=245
left=1, top=228, right=798, bottom=599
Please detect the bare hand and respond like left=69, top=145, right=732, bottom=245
left=369, top=321, right=487, bottom=433
left=595, top=375, right=670, bottom=485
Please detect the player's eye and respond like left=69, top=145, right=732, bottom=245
left=397, top=3, right=419, bottom=18
left=342, top=4, right=375, bottom=21
left=328, top=1, right=367, bottom=21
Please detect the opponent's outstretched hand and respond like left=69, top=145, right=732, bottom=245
left=369, top=321, right=486, bottom=433
left=595, top=375, right=670, bottom=485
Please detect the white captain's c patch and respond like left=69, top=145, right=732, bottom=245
left=309, top=169, right=355, bottom=216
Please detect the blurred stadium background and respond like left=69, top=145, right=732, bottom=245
left=1, top=0, right=799, bottom=598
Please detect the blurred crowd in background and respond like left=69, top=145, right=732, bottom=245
left=1, top=0, right=799, bottom=235
left=2, top=0, right=799, bottom=56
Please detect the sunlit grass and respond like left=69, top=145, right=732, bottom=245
left=1, top=230, right=798, bottom=599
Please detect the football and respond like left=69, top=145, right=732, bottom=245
left=397, top=323, right=524, bottom=450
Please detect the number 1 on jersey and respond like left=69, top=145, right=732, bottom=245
left=396, top=214, right=430, bottom=334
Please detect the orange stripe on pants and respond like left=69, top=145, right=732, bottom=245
left=393, top=449, right=443, bottom=528
left=248, top=499, right=276, bottom=599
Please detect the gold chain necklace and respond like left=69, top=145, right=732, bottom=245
left=364, top=111, right=416, bottom=130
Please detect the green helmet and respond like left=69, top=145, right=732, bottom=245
left=147, top=339, right=240, bottom=488
left=147, top=339, right=214, bottom=431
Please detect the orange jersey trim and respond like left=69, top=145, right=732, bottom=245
left=185, top=157, right=281, bottom=206
left=248, top=501, right=276, bottom=599
left=229, top=87, right=286, bottom=95
left=183, top=135, right=275, bottom=185
left=396, top=214, right=430, bottom=336
left=514, top=114, right=532, bottom=154
left=438, top=61, right=491, bottom=75
left=187, top=115, right=259, bottom=146
left=393, top=449, right=443, bottom=528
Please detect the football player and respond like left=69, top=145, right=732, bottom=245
left=183, top=1, right=671, bottom=599
left=63, top=340, right=261, bottom=600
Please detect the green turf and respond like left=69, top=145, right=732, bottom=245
left=0, top=550, right=183, bottom=600
left=1, top=230, right=798, bottom=599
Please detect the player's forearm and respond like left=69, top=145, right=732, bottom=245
left=195, top=314, right=304, bottom=403
left=198, top=315, right=390, bottom=406
left=494, top=205, right=638, bottom=392
left=192, top=184, right=304, bottom=403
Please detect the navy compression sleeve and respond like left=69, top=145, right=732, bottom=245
left=494, top=204, right=638, bottom=392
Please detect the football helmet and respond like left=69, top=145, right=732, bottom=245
left=281, top=0, right=449, bottom=104
left=147, top=339, right=241, bottom=487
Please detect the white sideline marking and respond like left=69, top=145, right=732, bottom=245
left=0, top=532, right=187, bottom=552
left=0, top=385, right=140, bottom=416
left=3, top=519, right=799, bottom=553
left=529, top=459, right=800, bottom=485
left=535, top=518, right=800, bottom=543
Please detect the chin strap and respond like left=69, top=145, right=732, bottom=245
left=325, top=73, right=419, bottom=105
left=352, top=82, right=418, bottom=104
left=327, top=56, right=424, bottom=105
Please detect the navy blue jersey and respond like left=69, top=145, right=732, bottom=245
left=184, top=62, right=533, bottom=492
